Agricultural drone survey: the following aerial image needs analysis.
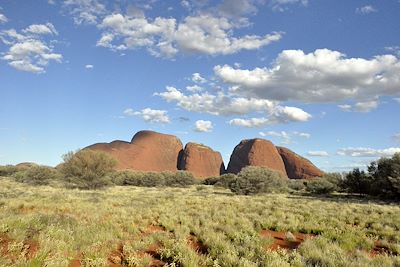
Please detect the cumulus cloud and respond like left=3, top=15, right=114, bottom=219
left=85, top=64, right=94, bottom=69
left=155, top=86, right=311, bottom=127
left=337, top=147, right=400, bottom=157
left=0, top=24, right=62, bottom=73
left=97, top=13, right=282, bottom=57
left=186, top=85, right=203, bottom=92
left=356, top=5, right=377, bottom=15
left=338, top=100, right=378, bottom=112
left=258, top=130, right=310, bottom=144
left=63, top=0, right=106, bottom=25
left=23, top=23, right=58, bottom=35
left=307, top=151, right=329, bottom=157
left=214, top=49, right=400, bottom=106
left=123, top=108, right=170, bottom=123
left=229, top=106, right=311, bottom=127
left=386, top=46, right=400, bottom=57
left=218, top=0, right=258, bottom=18
left=155, top=86, right=276, bottom=116
left=270, top=0, right=308, bottom=12
left=194, top=120, right=213, bottom=132
left=0, top=12, right=8, bottom=24
left=192, top=73, right=207, bottom=83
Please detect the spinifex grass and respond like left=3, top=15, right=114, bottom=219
left=0, top=177, right=399, bottom=266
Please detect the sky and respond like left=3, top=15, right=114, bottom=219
left=0, top=0, right=400, bottom=172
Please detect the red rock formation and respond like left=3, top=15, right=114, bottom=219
left=226, top=139, right=287, bottom=176
left=85, top=130, right=183, bottom=172
left=15, top=162, right=37, bottom=169
left=178, top=142, right=225, bottom=179
left=277, top=147, right=324, bottom=179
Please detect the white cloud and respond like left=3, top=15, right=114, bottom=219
left=23, top=23, right=58, bottom=35
left=214, top=49, right=400, bottom=105
left=218, top=0, right=258, bottom=18
left=307, top=151, right=329, bottom=157
left=270, top=0, right=308, bottom=12
left=395, top=98, right=400, bottom=104
left=124, top=108, right=170, bottom=124
left=186, top=85, right=203, bottom=92
left=393, top=133, right=400, bottom=143
left=192, top=73, right=207, bottom=83
left=0, top=24, right=62, bottom=73
left=337, top=147, right=400, bottom=157
left=229, top=106, right=311, bottom=127
left=338, top=100, right=378, bottom=112
left=155, top=86, right=276, bottom=116
left=155, top=86, right=311, bottom=127
left=194, top=120, right=213, bottom=132
left=356, top=5, right=377, bottom=15
left=85, top=64, right=94, bottom=69
left=0, top=13, right=8, bottom=24
left=258, top=130, right=310, bottom=144
left=63, top=0, right=106, bottom=25
left=386, top=46, right=400, bottom=57
left=97, top=13, right=282, bottom=57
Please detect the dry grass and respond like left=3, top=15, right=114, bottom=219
left=0, top=177, right=399, bottom=266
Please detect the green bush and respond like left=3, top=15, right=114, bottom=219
left=0, top=165, right=19, bottom=177
left=229, top=166, right=287, bottom=195
left=203, top=173, right=237, bottom=188
left=288, top=179, right=306, bottom=191
left=305, top=178, right=336, bottom=194
left=110, top=170, right=196, bottom=187
left=60, top=150, right=117, bottom=189
left=162, top=171, right=197, bottom=187
left=13, top=166, right=60, bottom=186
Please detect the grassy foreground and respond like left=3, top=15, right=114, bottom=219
left=0, top=178, right=399, bottom=267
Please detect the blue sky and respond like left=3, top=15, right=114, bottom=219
left=0, top=0, right=400, bottom=172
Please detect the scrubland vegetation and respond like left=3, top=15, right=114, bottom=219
left=0, top=150, right=400, bottom=266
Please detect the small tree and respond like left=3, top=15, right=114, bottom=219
left=13, top=166, right=60, bottom=185
left=229, top=166, right=287, bottom=195
left=343, top=168, right=371, bottom=195
left=305, top=178, right=336, bottom=194
left=60, top=150, right=117, bottom=189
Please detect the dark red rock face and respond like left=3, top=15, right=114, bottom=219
left=277, top=146, right=324, bottom=179
left=85, top=130, right=183, bottom=172
left=178, top=142, right=225, bottom=179
left=226, top=139, right=287, bottom=176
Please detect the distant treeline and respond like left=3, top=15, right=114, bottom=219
left=1, top=150, right=399, bottom=199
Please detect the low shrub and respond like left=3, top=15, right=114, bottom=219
left=60, top=150, right=117, bottom=189
left=0, top=165, right=19, bottom=177
left=229, top=166, right=287, bottom=195
left=203, top=173, right=237, bottom=188
left=110, top=170, right=197, bottom=187
left=305, top=178, right=337, bottom=194
left=288, top=179, right=307, bottom=191
left=13, top=166, right=60, bottom=185
left=162, top=171, right=197, bottom=187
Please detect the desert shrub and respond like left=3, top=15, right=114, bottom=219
left=305, top=178, right=336, bottom=194
left=229, top=166, right=287, bottom=195
left=343, top=168, right=372, bottom=195
left=13, top=166, right=60, bottom=185
left=202, top=176, right=220, bottom=185
left=288, top=179, right=306, bottom=191
left=110, top=170, right=196, bottom=187
left=60, top=150, right=117, bottom=189
left=203, top=173, right=237, bottom=188
left=162, top=171, right=197, bottom=187
left=0, top=165, right=19, bottom=177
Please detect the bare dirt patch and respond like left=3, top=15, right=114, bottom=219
left=260, top=229, right=315, bottom=250
left=187, top=233, right=208, bottom=255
